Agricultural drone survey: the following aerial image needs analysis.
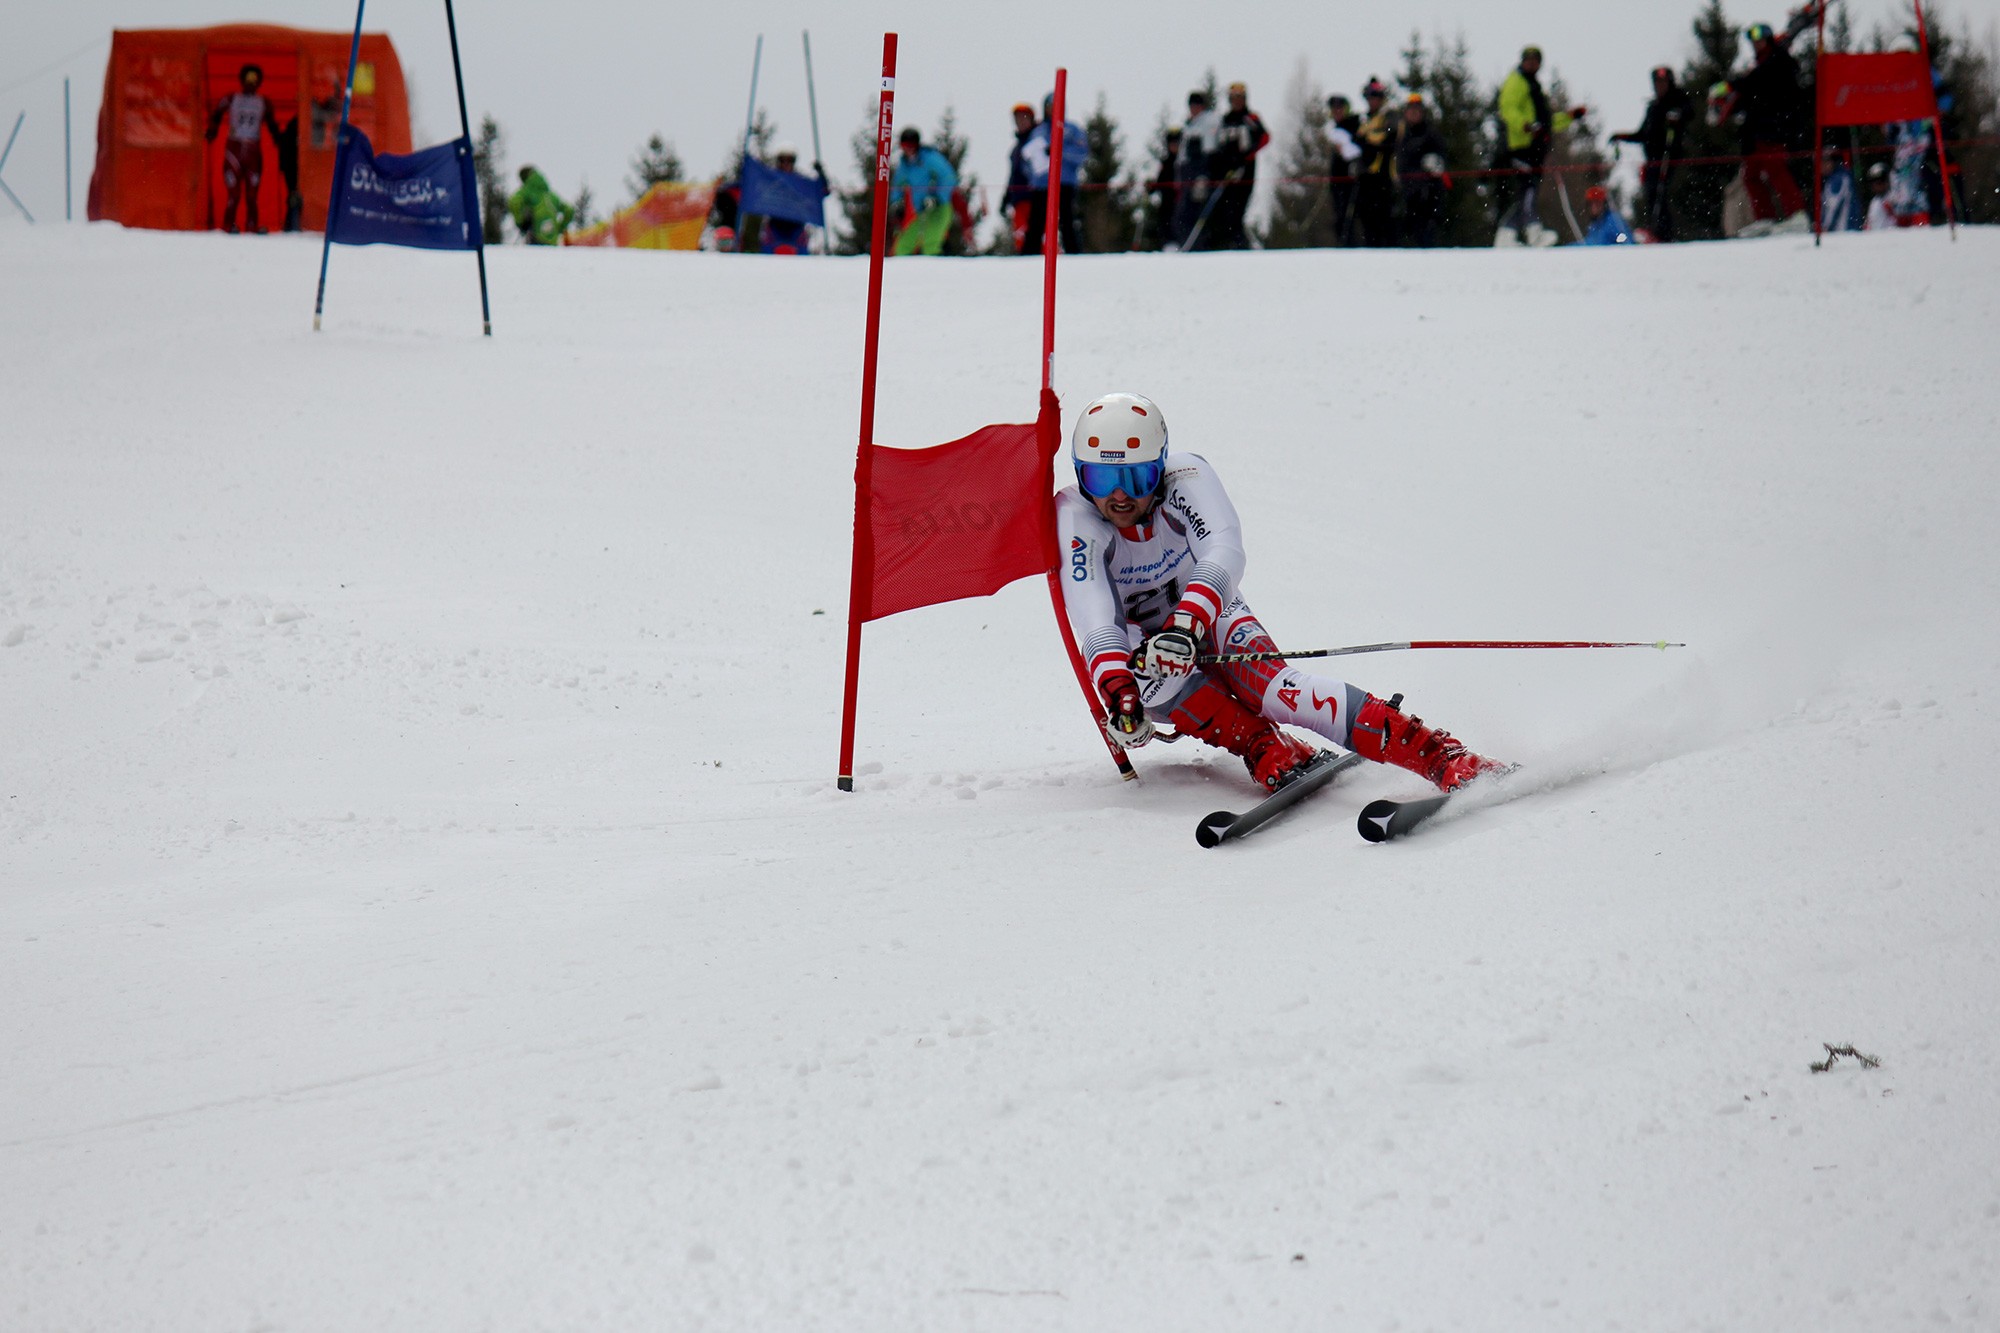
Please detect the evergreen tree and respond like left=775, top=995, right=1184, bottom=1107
left=626, top=133, right=684, bottom=202
left=928, top=106, right=978, bottom=255
left=572, top=182, right=596, bottom=231
left=1132, top=107, right=1179, bottom=251
left=473, top=114, right=507, bottom=244
left=835, top=103, right=879, bottom=255
left=1080, top=93, right=1139, bottom=252
left=1674, top=0, right=1745, bottom=240
left=1259, top=59, right=1335, bottom=249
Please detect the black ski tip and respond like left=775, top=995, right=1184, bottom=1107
left=1357, top=793, right=1453, bottom=843
left=1357, top=798, right=1400, bottom=843
left=1195, top=810, right=1237, bottom=848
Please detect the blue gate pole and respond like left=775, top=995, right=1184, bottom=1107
left=314, top=0, right=367, bottom=331
left=443, top=0, right=491, bottom=334
left=0, top=113, right=32, bottom=223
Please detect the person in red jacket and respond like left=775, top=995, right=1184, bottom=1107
left=205, top=64, right=283, bottom=234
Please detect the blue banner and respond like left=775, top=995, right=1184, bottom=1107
left=739, top=156, right=829, bottom=228
left=327, top=128, right=481, bottom=251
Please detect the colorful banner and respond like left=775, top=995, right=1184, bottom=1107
left=565, top=181, right=716, bottom=250
left=1817, top=53, right=1938, bottom=128
left=325, top=128, right=479, bottom=249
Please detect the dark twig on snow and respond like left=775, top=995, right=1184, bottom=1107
left=1810, top=1043, right=1882, bottom=1073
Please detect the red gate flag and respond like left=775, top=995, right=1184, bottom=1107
left=1816, top=52, right=1938, bottom=127
left=859, top=424, right=1056, bottom=622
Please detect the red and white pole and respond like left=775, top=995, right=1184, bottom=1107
left=836, top=33, right=897, bottom=792
left=1912, top=0, right=1959, bottom=240
left=1036, top=69, right=1136, bottom=780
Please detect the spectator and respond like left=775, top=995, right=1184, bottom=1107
left=1325, top=94, right=1363, bottom=246
left=1579, top=185, right=1635, bottom=244
left=1395, top=94, right=1450, bottom=248
left=889, top=127, right=959, bottom=256
left=1005, top=102, right=1037, bottom=253
left=757, top=144, right=830, bottom=255
left=508, top=165, right=575, bottom=245
left=1863, top=160, right=1895, bottom=230
left=1147, top=127, right=1186, bottom=250
left=1819, top=146, right=1861, bottom=232
left=205, top=63, right=282, bottom=234
left=1023, top=93, right=1087, bottom=254
left=1730, top=22, right=1810, bottom=225
left=1885, top=116, right=1931, bottom=226
left=1175, top=90, right=1221, bottom=249
left=1207, top=81, right=1270, bottom=250
left=1611, top=66, right=1694, bottom=241
left=1497, top=45, right=1586, bottom=246
left=1353, top=78, right=1399, bottom=248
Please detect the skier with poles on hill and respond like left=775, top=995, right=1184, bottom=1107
left=1056, top=392, right=1507, bottom=795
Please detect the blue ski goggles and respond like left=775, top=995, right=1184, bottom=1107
left=1077, top=459, right=1164, bottom=499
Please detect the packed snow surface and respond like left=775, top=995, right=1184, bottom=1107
left=5, top=224, right=1999, bottom=1331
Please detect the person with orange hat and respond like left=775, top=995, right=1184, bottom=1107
left=1579, top=184, right=1635, bottom=244
left=1395, top=93, right=1450, bottom=247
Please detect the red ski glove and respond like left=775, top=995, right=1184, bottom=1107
left=1099, top=670, right=1156, bottom=749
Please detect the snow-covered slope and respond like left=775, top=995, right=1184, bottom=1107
left=5, top=225, right=1998, bottom=1331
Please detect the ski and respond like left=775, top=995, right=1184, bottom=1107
left=1195, top=750, right=1365, bottom=848
left=1356, top=792, right=1454, bottom=843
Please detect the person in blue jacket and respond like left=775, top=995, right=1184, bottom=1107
left=889, top=127, right=959, bottom=255
left=1818, top=146, right=1862, bottom=233
left=1022, top=93, right=1088, bottom=254
left=1579, top=185, right=1635, bottom=245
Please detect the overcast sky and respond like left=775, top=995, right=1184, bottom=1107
left=5, top=0, right=1997, bottom=230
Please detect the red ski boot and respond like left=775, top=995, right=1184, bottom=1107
left=1169, top=681, right=1323, bottom=790
left=1349, top=693, right=1504, bottom=791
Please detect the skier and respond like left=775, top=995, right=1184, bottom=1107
left=1395, top=94, right=1451, bottom=248
left=1729, top=22, right=1812, bottom=227
left=1206, top=82, right=1270, bottom=250
left=1005, top=102, right=1037, bottom=253
left=1496, top=45, right=1587, bottom=246
left=205, top=63, right=283, bottom=234
left=1147, top=126, right=1186, bottom=250
left=1058, top=392, right=1504, bottom=794
left=1174, top=91, right=1221, bottom=250
left=1818, top=146, right=1861, bottom=232
left=1578, top=185, right=1635, bottom=245
left=889, top=128, right=959, bottom=256
left=1610, top=67, right=1694, bottom=242
left=1021, top=93, right=1087, bottom=254
left=508, top=166, right=575, bottom=245
left=1325, top=94, right=1363, bottom=246
left=1352, top=79, right=1399, bottom=248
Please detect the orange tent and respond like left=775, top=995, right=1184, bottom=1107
left=88, top=25, right=410, bottom=232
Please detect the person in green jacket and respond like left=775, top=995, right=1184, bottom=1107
left=1495, top=46, right=1588, bottom=245
left=508, top=165, right=575, bottom=245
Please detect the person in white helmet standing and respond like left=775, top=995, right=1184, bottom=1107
left=1058, top=392, right=1505, bottom=793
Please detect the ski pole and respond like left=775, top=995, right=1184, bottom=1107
left=1197, top=639, right=1684, bottom=666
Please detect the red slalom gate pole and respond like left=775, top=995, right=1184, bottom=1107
left=1913, top=0, right=1959, bottom=241
left=1198, top=639, right=1686, bottom=666
left=836, top=33, right=897, bottom=792
left=1035, top=70, right=1136, bottom=780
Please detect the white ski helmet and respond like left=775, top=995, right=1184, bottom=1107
left=1071, top=392, right=1169, bottom=499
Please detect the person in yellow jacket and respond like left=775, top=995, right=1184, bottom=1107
left=1496, top=46, right=1588, bottom=245
left=1352, top=78, right=1400, bottom=247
